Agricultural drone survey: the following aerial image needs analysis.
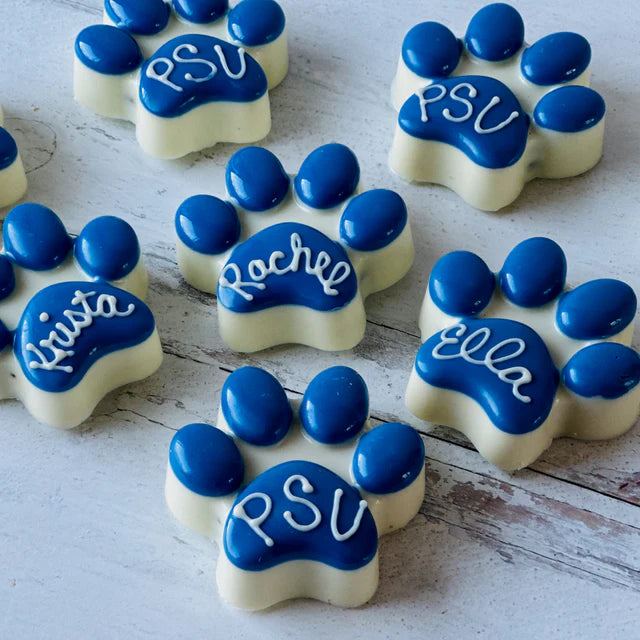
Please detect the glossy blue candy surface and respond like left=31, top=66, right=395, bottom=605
left=464, top=3, right=524, bottom=62
left=227, top=0, right=285, bottom=46
left=104, top=0, right=170, bottom=35
left=300, top=367, right=368, bottom=445
left=402, top=22, right=461, bottom=78
left=75, top=25, right=143, bottom=75
left=0, top=256, right=15, bottom=302
left=534, top=86, right=605, bottom=132
left=221, top=366, right=292, bottom=446
left=226, top=147, right=290, bottom=211
left=170, top=423, right=244, bottom=496
left=172, top=0, right=228, bottom=24
left=0, top=127, right=18, bottom=171
left=0, top=320, right=11, bottom=352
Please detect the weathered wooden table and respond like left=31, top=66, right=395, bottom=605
left=2, top=0, right=638, bottom=637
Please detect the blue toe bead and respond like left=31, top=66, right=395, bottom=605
left=0, top=127, right=18, bottom=171
left=429, top=251, right=495, bottom=317
left=352, top=423, right=424, bottom=495
left=500, top=237, right=566, bottom=307
left=300, top=367, right=369, bottom=445
left=227, top=0, right=286, bottom=46
left=294, top=144, right=359, bottom=210
left=175, top=195, right=240, bottom=255
left=521, top=32, right=591, bottom=86
left=534, top=86, right=605, bottom=133
left=0, top=320, right=11, bottom=352
left=104, top=0, right=170, bottom=36
left=402, top=22, right=461, bottom=78
left=74, top=216, right=140, bottom=281
left=465, top=3, right=524, bottom=62
left=339, top=189, right=407, bottom=252
left=75, top=25, right=143, bottom=75
left=169, top=423, right=244, bottom=497
left=556, top=279, right=637, bottom=340
left=172, top=0, right=228, bottom=24
left=563, top=343, right=640, bottom=399
left=222, top=367, right=292, bottom=446
left=0, top=256, right=16, bottom=302
left=3, top=204, right=72, bottom=271
left=226, top=147, right=290, bottom=212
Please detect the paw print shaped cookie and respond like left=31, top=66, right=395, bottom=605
left=0, top=106, right=27, bottom=208
left=166, top=366, right=425, bottom=609
left=175, top=144, right=414, bottom=351
left=389, top=3, right=606, bottom=210
left=405, top=238, right=640, bottom=470
left=0, top=203, right=163, bottom=428
left=74, top=0, right=287, bottom=158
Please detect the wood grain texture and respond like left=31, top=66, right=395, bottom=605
left=1, top=0, right=639, bottom=637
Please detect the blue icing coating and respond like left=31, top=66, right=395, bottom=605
left=556, top=279, right=637, bottom=340
left=294, top=144, right=360, bottom=210
left=465, top=3, right=524, bottom=62
left=534, top=86, right=605, bottom=132
left=0, top=319, right=11, bottom=352
left=14, top=281, right=156, bottom=393
left=170, top=423, right=244, bottom=497
left=3, top=204, right=72, bottom=271
left=300, top=366, right=368, bottom=445
left=74, top=216, right=140, bottom=281
left=563, top=344, right=640, bottom=400
left=352, top=423, right=424, bottom=495
left=401, top=22, right=461, bottom=78
left=75, top=25, right=143, bottom=75
left=227, top=0, right=286, bottom=47
left=175, top=195, right=240, bottom=255
left=429, top=251, right=494, bottom=317
left=139, top=35, right=267, bottom=118
left=398, top=75, right=529, bottom=169
left=226, top=147, right=290, bottom=212
left=499, top=237, right=566, bottom=307
left=0, top=256, right=16, bottom=301
left=224, top=460, right=377, bottom=571
left=217, top=222, right=358, bottom=313
left=104, top=0, right=170, bottom=36
left=173, top=0, right=228, bottom=24
left=521, top=32, right=591, bottom=86
left=339, top=190, right=407, bottom=252
left=0, top=127, right=18, bottom=171
left=221, top=366, right=292, bottom=446
left=416, top=318, right=559, bottom=435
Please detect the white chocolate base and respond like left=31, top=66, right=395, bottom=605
left=0, top=106, right=27, bottom=208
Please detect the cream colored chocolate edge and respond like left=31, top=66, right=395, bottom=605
left=0, top=155, right=27, bottom=209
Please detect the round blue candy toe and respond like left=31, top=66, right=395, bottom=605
left=429, top=251, right=495, bottom=317
left=339, top=189, right=407, bottom=252
left=169, top=423, right=244, bottom=497
left=105, top=0, right=170, bottom=36
left=556, top=279, right=637, bottom=340
left=173, top=0, right=228, bottom=24
left=3, top=204, right=72, bottom=271
left=294, top=144, right=360, bottom=210
left=175, top=195, right=240, bottom=255
left=222, top=367, right=292, bottom=446
left=226, top=147, right=290, bottom=212
left=0, top=127, right=18, bottom=171
left=227, top=0, right=285, bottom=46
left=402, top=21, right=461, bottom=78
left=534, top=86, right=605, bottom=133
left=465, top=3, right=524, bottom=62
left=563, top=343, right=640, bottom=399
left=521, top=32, right=591, bottom=86
left=0, top=256, right=15, bottom=302
left=352, top=422, right=424, bottom=495
left=300, top=366, right=369, bottom=445
left=499, top=237, right=566, bottom=307
left=75, top=25, right=143, bottom=75
left=74, top=216, right=140, bottom=281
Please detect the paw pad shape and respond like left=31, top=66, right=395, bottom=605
left=405, top=237, right=640, bottom=470
left=175, top=143, right=414, bottom=352
left=0, top=203, right=162, bottom=428
left=389, top=3, right=606, bottom=210
left=165, top=365, right=425, bottom=609
left=74, top=0, right=287, bottom=158
left=0, top=106, right=27, bottom=208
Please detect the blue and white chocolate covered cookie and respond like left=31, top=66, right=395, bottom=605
left=0, top=106, right=27, bottom=208
left=174, top=143, right=414, bottom=351
left=389, top=3, right=606, bottom=210
left=74, top=0, right=287, bottom=158
left=165, top=366, right=425, bottom=609
left=405, top=238, right=640, bottom=470
left=0, top=203, right=162, bottom=427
